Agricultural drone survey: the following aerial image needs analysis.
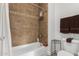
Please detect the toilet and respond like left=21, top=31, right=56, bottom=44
left=57, top=38, right=79, bottom=56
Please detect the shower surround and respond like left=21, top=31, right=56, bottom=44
left=9, top=3, right=48, bottom=47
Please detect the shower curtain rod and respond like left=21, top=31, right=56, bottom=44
left=31, top=3, right=47, bottom=12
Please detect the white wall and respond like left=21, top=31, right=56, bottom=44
left=54, top=3, right=79, bottom=54
left=48, top=3, right=55, bottom=55
left=55, top=3, right=79, bottom=39
left=48, top=3, right=79, bottom=55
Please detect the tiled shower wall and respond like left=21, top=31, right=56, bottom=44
left=9, top=3, right=39, bottom=46
left=39, top=4, right=48, bottom=46
left=9, top=3, right=48, bottom=47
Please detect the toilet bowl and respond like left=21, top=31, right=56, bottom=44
left=57, top=50, right=73, bottom=56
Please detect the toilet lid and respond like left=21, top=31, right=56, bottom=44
left=57, top=50, right=73, bottom=56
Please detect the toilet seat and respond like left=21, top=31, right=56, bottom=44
left=57, top=50, right=73, bottom=56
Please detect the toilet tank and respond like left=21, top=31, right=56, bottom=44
left=63, top=39, right=79, bottom=54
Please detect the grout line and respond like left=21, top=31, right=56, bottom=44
left=9, top=10, right=39, bottom=19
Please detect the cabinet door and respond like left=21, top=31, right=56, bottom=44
left=70, top=15, right=79, bottom=33
left=60, top=17, right=70, bottom=33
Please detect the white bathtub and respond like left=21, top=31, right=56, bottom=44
left=12, top=42, right=48, bottom=56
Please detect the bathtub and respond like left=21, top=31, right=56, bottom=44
left=12, top=42, right=48, bottom=56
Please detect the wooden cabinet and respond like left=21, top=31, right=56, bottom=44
left=60, top=17, right=71, bottom=33
left=60, top=15, right=79, bottom=33
left=70, top=15, right=79, bottom=33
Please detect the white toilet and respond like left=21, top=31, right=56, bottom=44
left=57, top=38, right=79, bottom=56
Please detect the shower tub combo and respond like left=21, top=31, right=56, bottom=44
left=12, top=42, right=48, bottom=56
